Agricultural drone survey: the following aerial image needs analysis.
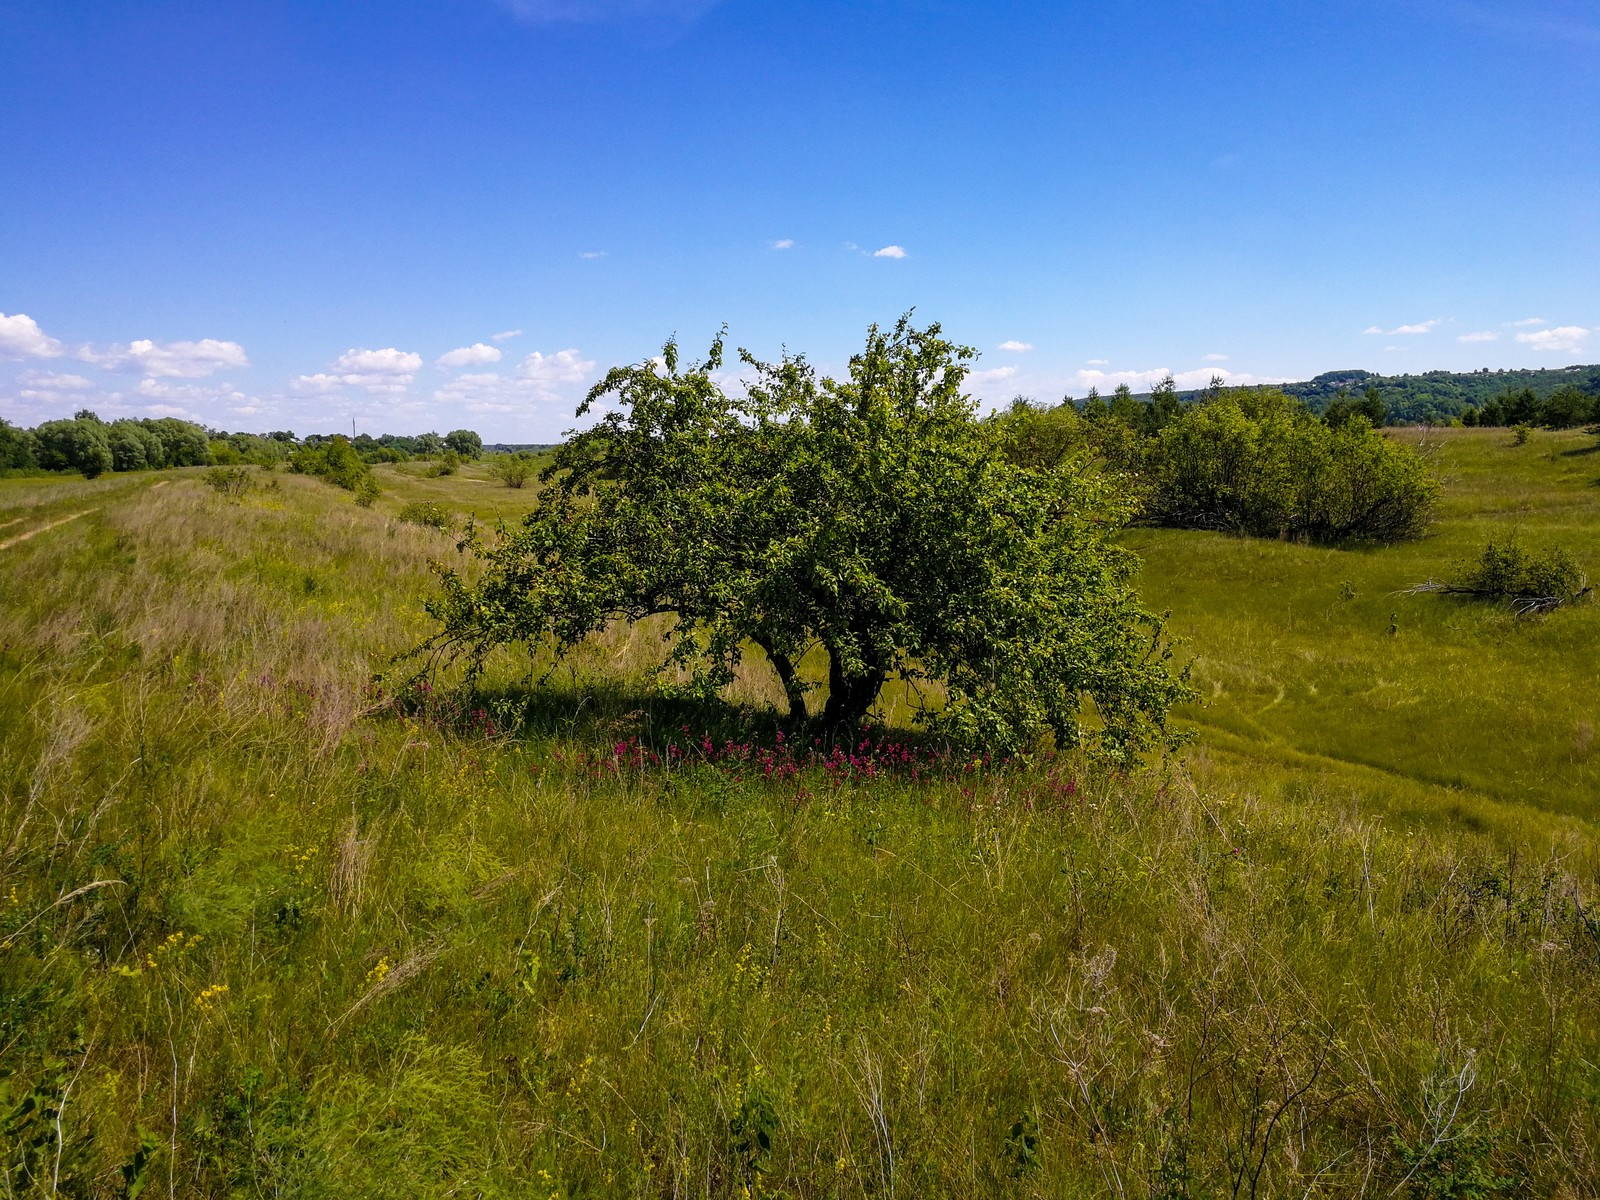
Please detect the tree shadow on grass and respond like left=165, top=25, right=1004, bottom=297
left=394, top=677, right=954, bottom=760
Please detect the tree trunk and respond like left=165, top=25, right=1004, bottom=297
left=821, top=648, right=885, bottom=731
left=754, top=635, right=807, bottom=722
left=769, top=651, right=807, bottom=722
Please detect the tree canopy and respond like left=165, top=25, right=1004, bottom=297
left=418, top=318, right=1191, bottom=759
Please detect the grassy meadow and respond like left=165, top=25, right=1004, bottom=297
left=2, top=431, right=1599, bottom=1197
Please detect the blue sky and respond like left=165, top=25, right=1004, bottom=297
left=2, top=0, right=1597, bottom=440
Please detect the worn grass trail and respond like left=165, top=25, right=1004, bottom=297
left=0, top=453, right=1597, bottom=1197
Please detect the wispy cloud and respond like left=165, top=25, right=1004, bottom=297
left=967, top=366, right=1017, bottom=385
left=437, top=343, right=503, bottom=369
left=770, top=238, right=794, bottom=250
left=1516, top=325, right=1588, bottom=352
left=997, top=340, right=1033, bottom=352
left=1203, top=353, right=1230, bottom=362
left=1086, top=358, right=1109, bottom=366
left=292, top=347, right=421, bottom=396
left=17, top=370, right=92, bottom=392
left=431, top=348, right=597, bottom=413
left=579, top=250, right=607, bottom=260
left=1364, top=320, right=1439, bottom=336
left=1458, top=331, right=1499, bottom=343
left=491, top=329, right=524, bottom=342
left=0, top=313, right=64, bottom=360
left=85, top=338, right=249, bottom=378
left=1505, top=317, right=1547, bottom=328
left=873, top=245, right=907, bottom=259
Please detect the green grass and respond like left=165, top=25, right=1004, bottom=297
left=1130, top=427, right=1600, bottom=837
left=1, top=443, right=1598, bottom=1198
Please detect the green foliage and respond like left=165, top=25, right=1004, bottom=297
left=1511, top=423, right=1531, bottom=445
left=421, top=317, right=1192, bottom=755
left=1434, top=540, right=1590, bottom=611
left=0, top=419, right=39, bottom=470
left=33, top=417, right=115, bottom=478
left=291, top=434, right=380, bottom=501
left=202, top=465, right=253, bottom=501
left=729, top=1083, right=778, bottom=1179
left=108, top=420, right=163, bottom=471
left=444, top=429, right=483, bottom=458
left=145, top=417, right=213, bottom=467
left=1323, top=387, right=1387, bottom=428
left=1144, top=388, right=1437, bottom=542
left=1390, top=1130, right=1515, bottom=1199
left=398, top=501, right=452, bottom=530
left=1003, top=1110, right=1042, bottom=1178
left=488, top=452, right=536, bottom=487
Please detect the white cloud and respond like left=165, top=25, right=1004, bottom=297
left=1505, top=317, right=1547, bottom=327
left=16, top=370, right=92, bottom=391
left=997, top=340, right=1033, bottom=352
left=86, top=338, right=249, bottom=378
left=430, top=348, right=597, bottom=414
left=291, top=346, right=421, bottom=397
left=334, top=347, right=421, bottom=374
left=1203, top=353, right=1230, bottom=362
left=520, top=348, right=594, bottom=388
left=579, top=250, right=607, bottom=259
left=770, top=238, right=794, bottom=250
left=1516, top=325, right=1588, bottom=352
left=1086, top=359, right=1109, bottom=366
left=1365, top=320, right=1438, bottom=336
left=1458, top=331, right=1499, bottom=343
left=873, top=245, right=907, bottom=259
left=492, top=329, right=523, bottom=342
left=968, top=366, right=1017, bottom=386
left=0, top=313, right=65, bottom=360
left=437, top=343, right=503, bottom=368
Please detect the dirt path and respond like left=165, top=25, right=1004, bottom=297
left=0, top=477, right=170, bottom=552
left=0, top=509, right=95, bottom=551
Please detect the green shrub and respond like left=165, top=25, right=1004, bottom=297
left=203, top=466, right=254, bottom=501
left=489, top=453, right=536, bottom=488
left=291, top=435, right=380, bottom=502
left=398, top=502, right=451, bottom=530
left=1412, top=539, right=1590, bottom=614
left=1144, top=389, right=1436, bottom=542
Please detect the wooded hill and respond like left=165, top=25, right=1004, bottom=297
left=1162, top=363, right=1600, bottom=424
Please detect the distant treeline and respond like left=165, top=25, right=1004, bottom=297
left=999, top=381, right=1437, bottom=543
left=1150, top=365, right=1600, bottom=427
left=0, top=411, right=486, bottom=478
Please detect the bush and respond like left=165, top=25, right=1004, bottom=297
left=202, top=466, right=253, bottom=500
left=291, top=435, right=380, bottom=501
left=489, top=453, right=536, bottom=488
left=1144, top=389, right=1436, bottom=542
left=1412, top=540, right=1590, bottom=614
left=398, top=502, right=451, bottom=530
left=1511, top=424, right=1531, bottom=446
